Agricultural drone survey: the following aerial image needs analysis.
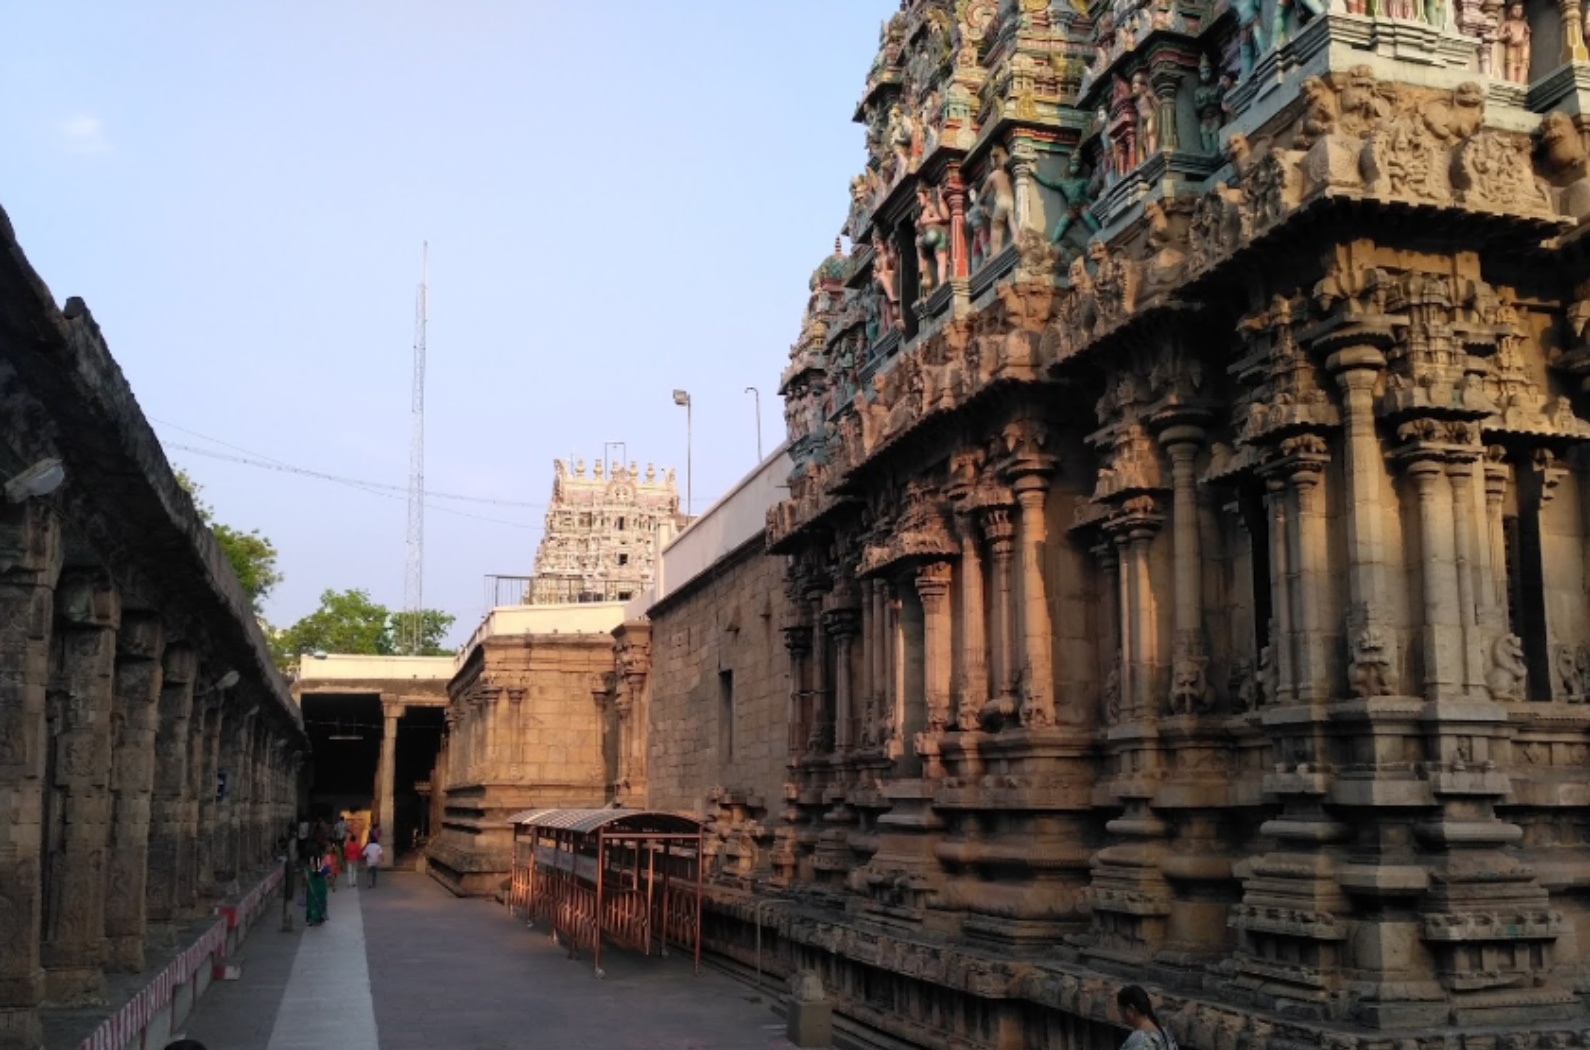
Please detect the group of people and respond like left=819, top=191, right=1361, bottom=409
left=294, top=814, right=385, bottom=928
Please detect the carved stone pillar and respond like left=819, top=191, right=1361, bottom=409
left=214, top=707, right=252, bottom=892
left=378, top=698, right=402, bottom=843
left=914, top=563, right=953, bottom=735
left=1483, top=447, right=1512, bottom=631
left=941, top=164, right=967, bottom=281
left=980, top=507, right=1017, bottom=724
left=954, top=513, right=988, bottom=730
left=1405, top=455, right=1465, bottom=699
left=807, top=597, right=831, bottom=753
left=1264, top=477, right=1296, bottom=706
left=870, top=581, right=889, bottom=747
left=887, top=583, right=906, bottom=753
left=42, top=572, right=120, bottom=1004
left=1288, top=452, right=1332, bottom=703
left=782, top=619, right=812, bottom=759
left=1560, top=0, right=1588, bottom=64
left=0, top=501, right=61, bottom=1050
left=1008, top=140, right=1038, bottom=236
left=1149, top=66, right=1183, bottom=153
left=190, top=697, right=222, bottom=913
left=147, top=644, right=194, bottom=926
left=1092, top=541, right=1122, bottom=724
left=825, top=608, right=861, bottom=754
left=1160, top=426, right=1208, bottom=714
left=1013, top=479, right=1055, bottom=727
left=105, top=613, right=162, bottom=971
left=1330, top=348, right=1394, bottom=654
left=1120, top=505, right=1163, bottom=720
left=1448, top=457, right=1487, bottom=694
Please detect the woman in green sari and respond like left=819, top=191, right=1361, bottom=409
left=303, top=848, right=330, bottom=926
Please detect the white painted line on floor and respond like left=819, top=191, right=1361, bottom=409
left=265, top=877, right=379, bottom=1050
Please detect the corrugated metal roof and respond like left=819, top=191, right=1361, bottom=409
left=508, top=807, right=702, bottom=835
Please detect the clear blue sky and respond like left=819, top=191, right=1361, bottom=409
left=0, top=2, right=889, bottom=644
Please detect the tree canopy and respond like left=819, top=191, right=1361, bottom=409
left=175, top=470, right=282, bottom=613
left=274, top=588, right=456, bottom=665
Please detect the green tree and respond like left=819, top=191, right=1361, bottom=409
left=275, top=588, right=456, bottom=665
left=389, top=608, right=457, bottom=656
left=175, top=470, right=282, bottom=612
left=277, top=588, right=392, bottom=657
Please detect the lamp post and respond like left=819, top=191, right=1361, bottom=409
left=745, top=386, right=763, bottom=462
left=672, top=389, right=692, bottom=516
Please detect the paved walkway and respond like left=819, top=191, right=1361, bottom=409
left=179, top=871, right=796, bottom=1050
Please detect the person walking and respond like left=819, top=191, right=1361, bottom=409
left=362, top=837, right=383, bottom=888
left=1115, top=985, right=1177, bottom=1050
left=342, top=834, right=362, bottom=891
left=303, top=847, right=330, bottom=926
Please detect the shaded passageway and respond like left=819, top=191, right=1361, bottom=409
left=182, top=873, right=797, bottom=1050
left=291, top=655, right=453, bottom=858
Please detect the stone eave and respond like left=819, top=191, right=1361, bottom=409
left=0, top=205, right=306, bottom=742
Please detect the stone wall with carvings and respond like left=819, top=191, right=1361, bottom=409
left=638, top=539, right=789, bottom=885
left=426, top=630, right=612, bottom=896
left=0, top=206, right=307, bottom=1050
left=728, top=0, right=1590, bottom=1047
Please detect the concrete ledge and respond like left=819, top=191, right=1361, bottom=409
left=69, top=867, right=281, bottom=1050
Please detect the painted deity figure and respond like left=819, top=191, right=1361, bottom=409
left=1501, top=3, right=1530, bottom=83
left=871, top=235, right=901, bottom=333
left=1272, top=0, right=1326, bottom=47
left=920, top=90, right=941, bottom=158
left=915, top=185, right=950, bottom=297
left=1192, top=55, right=1226, bottom=154
left=1034, top=152, right=1102, bottom=250
left=1097, top=107, right=1117, bottom=185
left=1236, top=0, right=1267, bottom=77
left=1133, top=72, right=1159, bottom=160
left=977, top=145, right=1017, bottom=258
left=887, top=103, right=914, bottom=181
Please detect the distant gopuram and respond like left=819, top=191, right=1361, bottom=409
left=740, top=0, right=1590, bottom=1044
left=527, top=458, right=681, bottom=605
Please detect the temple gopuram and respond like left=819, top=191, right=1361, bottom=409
left=745, top=0, right=1590, bottom=1044
left=528, top=458, right=681, bottom=605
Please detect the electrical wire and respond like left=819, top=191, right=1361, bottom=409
left=151, top=417, right=547, bottom=507
left=160, top=441, right=541, bottom=531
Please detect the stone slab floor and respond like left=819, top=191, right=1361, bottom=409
left=180, top=872, right=797, bottom=1050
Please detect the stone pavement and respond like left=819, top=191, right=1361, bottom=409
left=177, top=872, right=798, bottom=1050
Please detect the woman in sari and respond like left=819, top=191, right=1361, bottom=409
left=303, top=847, right=330, bottom=926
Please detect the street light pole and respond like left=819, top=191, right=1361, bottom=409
left=745, top=386, right=762, bottom=462
left=672, top=390, right=692, bottom=516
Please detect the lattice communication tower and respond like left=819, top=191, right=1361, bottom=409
left=402, top=243, right=428, bottom=653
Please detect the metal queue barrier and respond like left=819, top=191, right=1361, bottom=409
left=508, top=808, right=705, bottom=978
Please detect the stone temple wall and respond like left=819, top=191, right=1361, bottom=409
left=620, top=0, right=1590, bottom=1045
left=426, top=631, right=612, bottom=896
left=0, top=205, right=307, bottom=1050
left=640, top=538, right=789, bottom=883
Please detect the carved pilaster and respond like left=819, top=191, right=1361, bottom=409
left=105, top=612, right=163, bottom=972
left=42, top=570, right=120, bottom=1005
left=913, top=563, right=953, bottom=740
left=0, top=500, right=61, bottom=1050
left=148, top=644, right=194, bottom=925
left=1159, top=424, right=1209, bottom=716
left=953, top=513, right=988, bottom=731
left=979, top=506, right=1017, bottom=727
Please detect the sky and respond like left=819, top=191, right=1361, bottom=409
left=0, top=1, right=890, bottom=645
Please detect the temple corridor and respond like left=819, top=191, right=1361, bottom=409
left=180, top=873, right=800, bottom=1050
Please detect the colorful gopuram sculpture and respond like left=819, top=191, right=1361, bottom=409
left=756, top=0, right=1590, bottom=1045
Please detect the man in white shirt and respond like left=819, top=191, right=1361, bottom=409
left=361, top=839, right=383, bottom=888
